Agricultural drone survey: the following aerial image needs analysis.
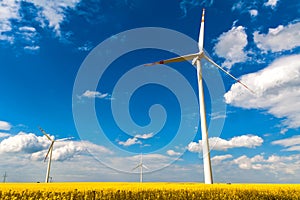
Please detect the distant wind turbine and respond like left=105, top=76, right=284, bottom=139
left=145, top=9, right=253, bottom=184
left=132, top=154, right=149, bottom=183
left=3, top=172, right=7, bottom=183
left=39, top=127, right=72, bottom=183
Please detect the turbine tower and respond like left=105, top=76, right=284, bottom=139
left=145, top=9, right=253, bottom=184
left=39, top=127, right=71, bottom=183
left=132, top=154, right=149, bottom=183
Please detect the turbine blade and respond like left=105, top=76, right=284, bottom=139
left=132, top=164, right=141, bottom=171
left=204, top=55, right=255, bottom=94
left=144, top=53, right=199, bottom=66
left=198, top=8, right=205, bottom=51
left=142, top=164, right=149, bottom=170
left=56, top=137, right=73, bottom=142
left=39, top=127, right=53, bottom=141
left=44, top=141, right=54, bottom=162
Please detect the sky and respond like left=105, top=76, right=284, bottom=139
left=0, top=0, right=300, bottom=183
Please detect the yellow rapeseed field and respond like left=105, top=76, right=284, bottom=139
left=0, top=182, right=300, bottom=199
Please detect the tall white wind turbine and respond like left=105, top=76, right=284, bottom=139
left=39, top=127, right=71, bottom=183
left=132, top=154, right=149, bottom=183
left=145, top=9, right=253, bottom=184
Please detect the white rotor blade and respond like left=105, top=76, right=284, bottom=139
left=56, top=137, right=74, bottom=142
left=44, top=141, right=54, bottom=162
left=39, top=127, right=53, bottom=141
left=198, top=8, right=205, bottom=51
left=142, top=164, right=149, bottom=170
left=132, top=164, right=141, bottom=171
left=203, top=54, right=255, bottom=94
left=144, top=53, right=199, bottom=66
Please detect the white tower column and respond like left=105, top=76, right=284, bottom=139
left=196, top=59, right=213, bottom=184
left=45, top=147, right=53, bottom=183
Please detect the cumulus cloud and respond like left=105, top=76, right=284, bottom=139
left=249, top=9, right=258, bottom=17
left=272, top=136, right=300, bottom=151
left=254, top=22, right=300, bottom=52
left=232, top=154, right=300, bottom=174
left=135, top=132, right=154, bottom=139
left=224, top=54, right=300, bottom=128
left=166, top=150, right=181, bottom=156
left=118, top=137, right=142, bottom=147
left=211, top=154, right=233, bottom=164
left=187, top=135, right=263, bottom=152
left=0, top=132, right=112, bottom=162
left=0, top=132, right=11, bottom=138
left=80, top=90, right=109, bottom=99
left=214, top=26, right=248, bottom=69
left=0, top=132, right=48, bottom=154
left=0, top=120, right=11, bottom=131
left=118, top=133, right=154, bottom=147
left=264, top=0, right=279, bottom=8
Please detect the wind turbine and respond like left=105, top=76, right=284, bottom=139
left=3, top=172, right=7, bottom=183
left=145, top=9, right=253, bottom=184
left=39, top=127, right=71, bottom=183
left=132, top=154, right=149, bottom=183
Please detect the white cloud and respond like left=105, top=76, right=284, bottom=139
left=210, top=112, right=227, bottom=120
left=135, top=132, right=154, bottom=139
left=31, top=139, right=113, bottom=162
left=249, top=9, right=258, bottom=17
left=272, top=135, right=300, bottom=147
left=0, top=0, right=20, bottom=43
left=232, top=154, right=300, bottom=174
left=26, top=0, right=80, bottom=36
left=187, top=135, right=263, bottom=152
left=233, top=155, right=264, bottom=170
left=0, top=132, right=11, bottom=138
left=187, top=141, right=202, bottom=153
left=166, top=150, right=181, bottom=156
left=0, top=0, right=80, bottom=45
left=118, top=133, right=155, bottom=147
left=272, top=136, right=300, bottom=151
left=77, top=41, right=93, bottom=52
left=214, top=26, right=248, bottom=69
left=81, top=90, right=108, bottom=99
left=0, top=132, right=112, bottom=162
left=0, top=132, right=48, bottom=154
left=118, top=137, right=142, bottom=147
left=224, top=54, right=300, bottom=128
left=24, top=45, right=40, bottom=51
left=264, top=0, right=279, bottom=8
left=19, top=26, right=36, bottom=32
left=0, top=120, right=11, bottom=131
left=211, top=154, right=233, bottom=164
left=254, top=22, right=300, bottom=53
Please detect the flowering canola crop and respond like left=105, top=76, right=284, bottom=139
left=0, top=182, right=300, bottom=199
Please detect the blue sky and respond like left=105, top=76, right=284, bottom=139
left=0, top=0, right=300, bottom=183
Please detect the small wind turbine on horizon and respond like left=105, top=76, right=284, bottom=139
left=39, top=127, right=72, bottom=183
left=3, top=172, right=7, bottom=183
left=145, top=9, right=253, bottom=184
left=132, top=154, right=149, bottom=183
